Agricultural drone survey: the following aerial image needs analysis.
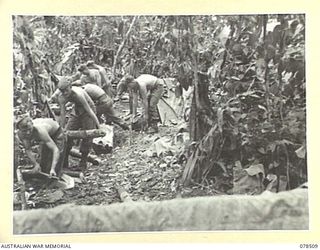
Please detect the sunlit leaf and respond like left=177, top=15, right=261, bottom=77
left=257, top=105, right=267, bottom=112
left=231, top=76, right=240, bottom=81
left=281, top=139, right=294, bottom=145
left=217, top=107, right=224, bottom=133
left=295, top=144, right=306, bottom=159
left=218, top=25, right=231, bottom=46
left=244, top=163, right=265, bottom=178
left=268, top=143, right=277, bottom=152
left=214, top=161, right=227, bottom=173
left=257, top=148, right=266, bottom=154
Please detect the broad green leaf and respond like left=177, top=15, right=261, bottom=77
left=217, top=107, right=224, bottom=133
left=265, top=174, right=278, bottom=192
left=258, top=105, right=267, bottom=112
left=295, top=145, right=306, bottom=159
left=234, top=161, right=242, bottom=169
left=231, top=76, right=241, bottom=81
left=244, top=164, right=265, bottom=178
left=281, top=139, right=295, bottom=145
left=257, top=148, right=266, bottom=154
left=214, top=161, right=227, bottom=173
left=218, top=25, right=231, bottom=46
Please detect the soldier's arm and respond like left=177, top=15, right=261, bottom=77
left=18, top=132, right=40, bottom=170
left=100, top=70, right=113, bottom=97
left=131, top=89, right=138, bottom=119
left=58, top=96, right=67, bottom=128
left=24, top=144, right=38, bottom=166
left=71, top=72, right=81, bottom=82
left=95, top=71, right=102, bottom=87
left=129, top=92, right=133, bottom=114
left=100, top=68, right=109, bottom=86
left=80, top=75, right=87, bottom=85
left=139, top=86, right=149, bottom=123
left=48, top=89, right=61, bottom=103
left=76, top=92, right=100, bottom=129
left=37, top=127, right=60, bottom=176
left=115, top=81, right=126, bottom=102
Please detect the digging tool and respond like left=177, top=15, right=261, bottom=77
left=20, top=167, right=75, bottom=189
left=21, top=167, right=59, bottom=180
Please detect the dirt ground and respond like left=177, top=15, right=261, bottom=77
left=14, top=101, right=224, bottom=210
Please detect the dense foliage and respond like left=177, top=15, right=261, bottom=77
left=13, top=14, right=306, bottom=193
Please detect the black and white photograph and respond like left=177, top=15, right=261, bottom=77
left=12, top=14, right=308, bottom=234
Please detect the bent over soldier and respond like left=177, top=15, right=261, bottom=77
left=117, top=74, right=164, bottom=133
left=57, top=77, right=100, bottom=171
left=16, top=115, right=65, bottom=177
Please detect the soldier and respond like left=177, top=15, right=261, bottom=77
left=49, top=82, right=128, bottom=130
left=82, top=83, right=128, bottom=130
left=57, top=77, right=100, bottom=171
left=77, top=64, right=102, bottom=87
left=86, top=60, right=114, bottom=97
left=116, top=74, right=164, bottom=133
left=16, top=115, right=65, bottom=177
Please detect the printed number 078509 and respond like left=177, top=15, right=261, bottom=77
left=300, top=244, right=318, bottom=248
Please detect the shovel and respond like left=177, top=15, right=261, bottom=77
left=22, top=169, right=75, bottom=190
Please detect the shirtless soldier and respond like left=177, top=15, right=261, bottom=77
left=57, top=77, right=100, bottom=171
left=86, top=60, right=114, bottom=98
left=77, top=64, right=102, bottom=87
left=82, top=83, right=128, bottom=130
left=49, top=83, right=128, bottom=130
left=16, top=115, right=65, bottom=177
left=116, top=74, right=164, bottom=133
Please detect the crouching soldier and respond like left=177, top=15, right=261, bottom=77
left=116, top=74, right=164, bottom=133
left=82, top=83, right=129, bottom=130
left=86, top=60, right=114, bottom=98
left=16, top=115, right=65, bottom=177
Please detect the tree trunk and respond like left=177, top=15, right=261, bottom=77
left=112, top=16, right=138, bottom=80
left=188, top=17, right=214, bottom=142
left=182, top=18, right=217, bottom=186
left=69, top=149, right=101, bottom=165
left=189, top=73, right=214, bottom=141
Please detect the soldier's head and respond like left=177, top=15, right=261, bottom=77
left=16, top=114, right=33, bottom=136
left=117, top=75, right=134, bottom=96
left=78, top=64, right=90, bottom=76
left=86, top=60, right=95, bottom=67
left=58, top=77, right=72, bottom=98
left=86, top=60, right=100, bottom=70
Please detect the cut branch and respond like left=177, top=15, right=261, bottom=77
left=66, top=129, right=106, bottom=139
left=69, top=149, right=101, bottom=165
left=115, top=184, right=133, bottom=202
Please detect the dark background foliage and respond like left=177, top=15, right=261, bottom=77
left=13, top=14, right=306, bottom=192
